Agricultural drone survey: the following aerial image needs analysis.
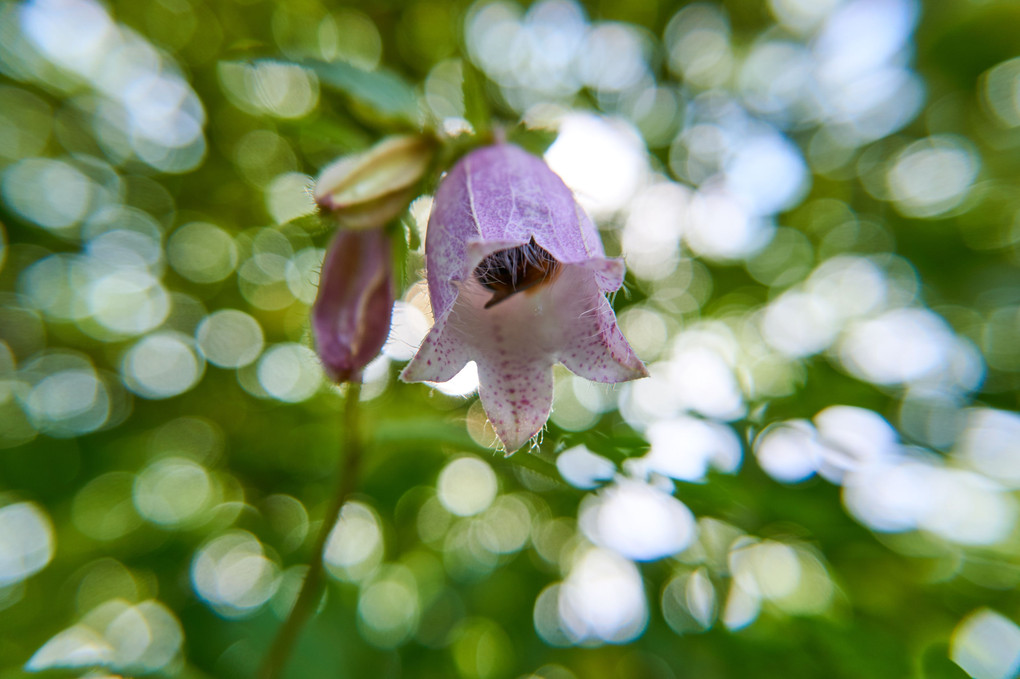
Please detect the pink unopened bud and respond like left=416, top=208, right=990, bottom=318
left=314, top=135, right=435, bottom=230
left=312, top=228, right=395, bottom=383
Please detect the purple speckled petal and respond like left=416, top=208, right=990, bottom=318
left=477, top=358, right=554, bottom=453
left=400, top=315, right=468, bottom=383
left=402, top=262, right=643, bottom=451
left=578, top=256, right=626, bottom=292
left=558, top=292, right=648, bottom=383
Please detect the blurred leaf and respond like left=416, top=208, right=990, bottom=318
left=389, top=219, right=410, bottom=291
left=303, top=59, right=422, bottom=127
left=506, top=124, right=558, bottom=157
left=284, top=212, right=331, bottom=235
left=921, top=643, right=971, bottom=679
left=295, top=116, right=374, bottom=154
left=577, top=429, right=648, bottom=461
left=461, top=60, right=491, bottom=136
left=925, top=4, right=1020, bottom=87
left=374, top=417, right=562, bottom=483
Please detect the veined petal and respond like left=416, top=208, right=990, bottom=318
left=539, top=261, right=646, bottom=382
left=424, top=144, right=606, bottom=321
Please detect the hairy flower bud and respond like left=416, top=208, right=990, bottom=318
left=312, top=228, right=395, bottom=383
left=314, top=135, right=434, bottom=229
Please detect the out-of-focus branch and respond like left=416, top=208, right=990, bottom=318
left=258, top=382, right=363, bottom=679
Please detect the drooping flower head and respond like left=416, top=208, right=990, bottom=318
left=401, top=143, right=647, bottom=452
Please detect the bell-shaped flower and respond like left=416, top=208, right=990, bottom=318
left=312, top=228, right=395, bottom=383
left=401, top=143, right=647, bottom=452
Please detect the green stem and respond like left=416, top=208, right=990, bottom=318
left=258, top=382, right=363, bottom=679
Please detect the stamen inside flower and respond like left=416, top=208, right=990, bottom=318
left=474, top=237, right=561, bottom=309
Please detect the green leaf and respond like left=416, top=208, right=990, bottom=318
left=304, top=59, right=421, bottom=126
left=283, top=212, right=331, bottom=235
left=920, top=644, right=971, bottom=679
left=506, top=124, right=558, bottom=156
left=389, top=219, right=410, bottom=290
left=461, top=59, right=491, bottom=136
left=374, top=417, right=562, bottom=483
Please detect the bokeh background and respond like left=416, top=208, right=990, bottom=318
left=2, top=0, right=1020, bottom=677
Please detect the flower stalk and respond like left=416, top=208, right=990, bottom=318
left=260, top=135, right=432, bottom=676
left=258, top=382, right=363, bottom=679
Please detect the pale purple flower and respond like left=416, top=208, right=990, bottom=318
left=401, top=143, right=647, bottom=452
left=313, top=228, right=394, bottom=383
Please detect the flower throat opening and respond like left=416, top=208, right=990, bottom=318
left=474, top=237, right=561, bottom=309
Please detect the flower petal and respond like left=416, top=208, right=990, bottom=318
left=400, top=317, right=470, bottom=383
left=579, top=256, right=626, bottom=293
left=558, top=293, right=648, bottom=383
left=536, top=262, right=646, bottom=383
left=477, top=359, right=554, bottom=453
left=404, top=274, right=560, bottom=451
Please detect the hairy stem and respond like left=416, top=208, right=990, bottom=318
left=258, top=382, right=363, bottom=679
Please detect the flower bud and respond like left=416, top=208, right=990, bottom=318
left=312, top=228, right=395, bottom=383
left=314, top=135, right=435, bottom=229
